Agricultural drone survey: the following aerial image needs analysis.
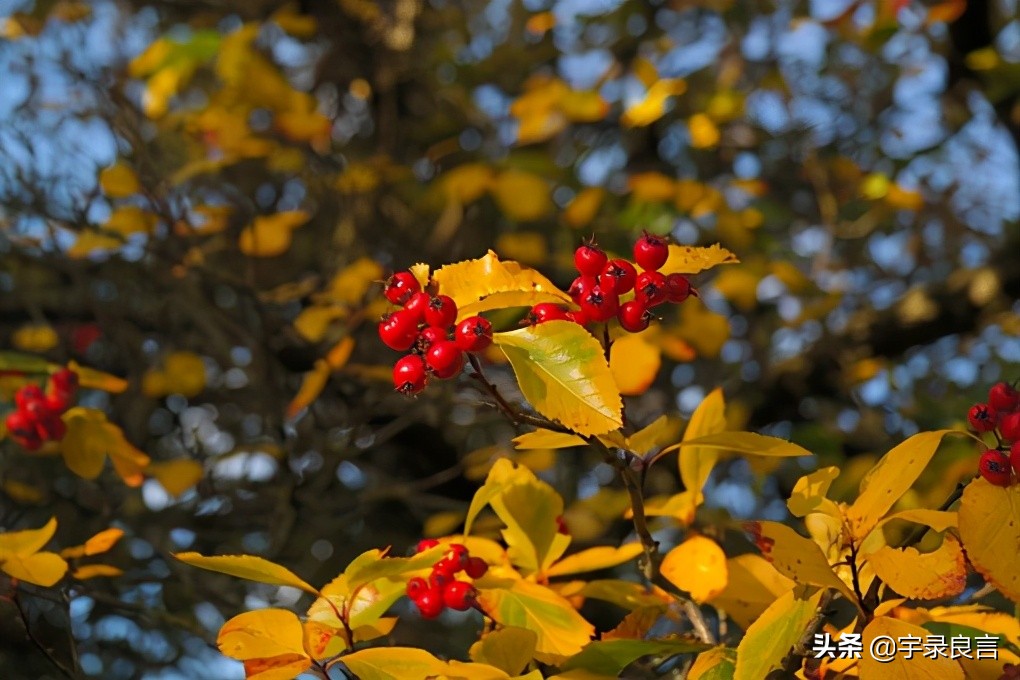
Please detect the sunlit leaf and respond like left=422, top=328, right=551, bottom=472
left=437, top=163, right=496, bottom=203
left=659, top=244, right=739, bottom=276
left=859, top=617, right=964, bottom=679
left=711, top=554, right=794, bottom=630
left=958, top=478, right=1020, bottom=602
left=688, top=113, right=720, bottom=148
left=688, top=646, right=737, bottom=680
left=217, top=609, right=311, bottom=680
left=734, top=588, right=823, bottom=680
left=661, top=536, right=727, bottom=603
left=148, top=459, right=204, bottom=496
left=678, top=388, right=727, bottom=508
left=621, top=79, right=687, bottom=127
left=545, top=543, right=643, bottom=578
left=343, top=647, right=510, bottom=680
left=866, top=535, right=966, bottom=600
left=60, top=407, right=151, bottom=485
left=1, top=552, right=68, bottom=586
left=513, top=430, right=585, bottom=450
left=67, top=361, right=128, bottom=393
left=72, top=564, right=123, bottom=579
left=627, top=172, right=677, bottom=203
left=609, top=331, right=661, bottom=396
left=561, top=638, right=711, bottom=675
left=173, top=552, right=318, bottom=594
left=787, top=466, right=841, bottom=518
left=0, top=517, right=57, bottom=556
left=744, top=521, right=856, bottom=602
left=470, top=626, right=538, bottom=676
left=61, top=527, right=124, bottom=559
left=562, top=188, right=605, bottom=229
left=492, top=475, right=567, bottom=573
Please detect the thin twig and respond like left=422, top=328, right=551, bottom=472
left=12, top=591, right=79, bottom=680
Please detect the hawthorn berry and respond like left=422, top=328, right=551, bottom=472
left=429, top=569, right=455, bottom=589
left=978, top=450, right=1012, bottom=486
left=600, top=259, right=637, bottom=295
left=464, top=556, right=488, bottom=579
left=414, top=586, right=445, bottom=619
left=967, top=403, right=997, bottom=433
left=664, top=273, right=692, bottom=303
left=432, top=555, right=462, bottom=578
left=568, top=276, right=597, bottom=304
left=442, top=581, right=476, bottom=611
left=633, top=232, right=669, bottom=271
left=379, top=310, right=421, bottom=351
left=393, top=354, right=427, bottom=394
left=415, top=326, right=447, bottom=353
left=425, top=341, right=464, bottom=379
left=566, top=309, right=590, bottom=325
left=989, top=382, right=1020, bottom=413
left=580, top=286, right=619, bottom=322
left=635, top=270, right=668, bottom=307
left=424, top=295, right=458, bottom=329
left=1010, top=441, right=1020, bottom=478
left=50, top=368, right=78, bottom=395
left=1001, top=411, right=1020, bottom=441
left=384, top=271, right=421, bottom=305
left=30, top=407, right=66, bottom=441
left=574, top=241, right=608, bottom=277
left=5, top=410, right=41, bottom=450
left=15, top=384, right=44, bottom=411
left=526, top=303, right=570, bottom=325
left=406, top=576, right=428, bottom=600
left=618, top=300, right=653, bottom=333
left=454, top=316, right=493, bottom=352
left=403, top=291, right=431, bottom=322
left=44, top=392, right=72, bottom=414
left=416, top=538, right=440, bottom=553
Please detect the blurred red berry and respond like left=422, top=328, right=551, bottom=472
left=416, top=538, right=440, bottom=553
left=406, top=576, right=428, bottom=600
left=464, top=556, right=488, bottom=579
left=989, top=382, right=1020, bottom=413
left=1001, top=412, right=1020, bottom=441
left=968, top=403, right=998, bottom=432
left=1010, top=441, right=1020, bottom=478
left=664, top=273, right=692, bottom=303
left=979, top=450, right=1012, bottom=486
left=15, top=384, right=45, bottom=411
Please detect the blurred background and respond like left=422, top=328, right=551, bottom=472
left=0, top=0, right=1017, bottom=677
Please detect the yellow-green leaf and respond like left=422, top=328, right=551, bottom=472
left=660, top=244, right=739, bottom=276
left=866, top=535, right=966, bottom=600
left=173, top=552, right=318, bottom=594
left=60, top=407, right=150, bottom=486
left=959, top=478, right=1020, bottom=602
left=744, top=521, right=856, bottom=603
left=859, top=617, right=964, bottom=679
left=545, top=543, right=643, bottom=578
left=734, top=587, right=823, bottom=680
left=494, top=321, right=623, bottom=436
left=342, top=647, right=509, bottom=680
left=465, top=458, right=536, bottom=538
left=661, top=536, right=727, bottom=603
left=678, top=388, right=726, bottom=506
left=492, top=476, right=567, bottom=573
left=66, top=361, right=128, bottom=393
left=562, top=638, right=711, bottom=675
left=688, top=646, right=737, bottom=680
left=471, top=627, right=538, bottom=676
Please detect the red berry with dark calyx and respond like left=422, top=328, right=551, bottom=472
left=15, top=384, right=45, bottom=411
left=444, top=543, right=469, bottom=568
left=978, top=450, right=1012, bottom=487
left=989, top=382, right=1020, bottom=413
left=50, top=369, right=78, bottom=395
left=426, top=341, right=464, bottom=379
left=968, top=403, right=998, bottom=433
left=574, top=241, right=608, bottom=277
left=402, top=291, right=431, bottom=322
left=568, top=275, right=597, bottom=304
left=432, top=556, right=462, bottom=578
left=393, top=354, right=427, bottom=395
left=635, top=271, right=668, bottom=307
left=384, top=271, right=421, bottom=305
left=600, top=259, right=637, bottom=295
left=414, top=586, right=445, bottom=619
left=442, top=581, right=477, bottom=611
left=618, top=300, right=653, bottom=333
left=379, top=310, right=421, bottom=351
left=416, top=538, right=440, bottom=553
left=1010, top=441, right=1020, bottom=478
left=429, top=568, right=455, bottom=589
left=415, top=326, right=447, bottom=353
left=424, top=295, right=458, bottom=329
left=454, top=316, right=493, bottom=352
left=664, top=273, right=692, bottom=303
left=464, top=556, right=488, bottom=579
left=633, top=232, right=670, bottom=271
left=580, top=286, right=619, bottom=322
left=5, top=410, right=40, bottom=449
left=1001, top=411, right=1020, bottom=441
left=406, top=576, right=428, bottom=600
left=526, top=303, right=570, bottom=325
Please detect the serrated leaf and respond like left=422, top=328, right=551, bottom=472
left=744, top=521, right=856, bottom=603
left=859, top=617, right=964, bottom=679
left=471, top=627, right=538, bottom=676
left=545, top=543, right=643, bottom=578
left=562, top=638, right=711, bottom=675
left=959, top=478, right=1020, bottom=602
left=173, top=552, right=318, bottom=594
left=867, top=535, right=966, bottom=600
left=494, top=321, right=622, bottom=436
left=660, top=244, right=739, bottom=275
left=661, top=536, right=728, bottom=603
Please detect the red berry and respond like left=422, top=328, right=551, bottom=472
left=1010, top=441, right=1020, bottom=478
left=431, top=557, right=461, bottom=579
left=415, top=326, right=447, bottom=353
left=384, top=271, right=421, bottom=305
left=414, top=586, right=444, bottom=618
left=425, top=341, right=464, bottom=379
left=403, top=291, right=431, bottom=322
left=600, top=259, right=637, bottom=295
left=568, top=276, right=597, bottom=304
left=580, top=286, right=619, bottom=322
left=968, top=403, right=998, bottom=432
left=5, top=410, right=42, bottom=450
left=464, top=556, right=488, bottom=579
left=444, top=543, right=469, bottom=566
left=31, top=407, right=66, bottom=441
left=406, top=576, right=428, bottom=600
left=44, top=392, right=72, bottom=415
left=379, top=310, right=421, bottom=351
left=424, top=295, right=458, bottom=329
left=989, top=382, right=1020, bottom=413
left=618, top=300, right=653, bottom=333
left=442, top=581, right=476, bottom=611
left=635, top=271, right=668, bottom=307
left=416, top=538, right=440, bottom=553
left=1001, top=412, right=1020, bottom=441
left=525, top=303, right=570, bottom=325
left=566, top=309, right=590, bottom=325
left=50, top=369, right=78, bottom=395
left=978, top=450, right=1012, bottom=486
left=454, top=316, right=493, bottom=352
left=574, top=242, right=608, bottom=277
left=393, top=354, right=427, bottom=394
left=15, top=384, right=45, bottom=411
left=664, top=273, right=692, bottom=303
left=633, top=232, right=669, bottom=271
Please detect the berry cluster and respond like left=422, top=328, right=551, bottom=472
left=406, top=539, right=488, bottom=619
left=968, top=381, right=1020, bottom=486
left=523, top=233, right=693, bottom=332
left=4, top=369, right=79, bottom=450
left=381, top=272, right=493, bottom=396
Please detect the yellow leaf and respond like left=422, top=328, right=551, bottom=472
left=866, top=535, right=966, bottom=600
left=495, top=232, right=548, bottom=267
left=959, top=478, right=1020, bottom=602
left=12, top=324, right=59, bottom=352
left=103, top=206, right=156, bottom=237
left=218, top=609, right=312, bottom=680
left=885, top=183, right=923, bottom=211
left=562, top=188, right=605, bottom=229
left=734, top=588, right=823, bottom=680
left=477, top=577, right=595, bottom=665
left=621, top=79, right=687, bottom=128
left=61, top=528, right=124, bottom=559
left=859, top=617, right=964, bottom=679
left=515, top=108, right=568, bottom=145
left=861, top=172, right=890, bottom=200
left=293, top=306, right=344, bottom=343
left=688, top=113, right=720, bottom=148
left=160, top=351, right=206, bottom=397
left=713, top=268, right=760, bottom=311
left=744, top=521, right=857, bottom=603
left=659, top=244, right=739, bottom=276
left=545, top=543, right=643, bottom=578
left=627, top=172, right=676, bottom=203
left=787, top=466, right=841, bottom=518
left=67, top=361, right=128, bottom=393
left=490, top=170, right=552, bottom=221
left=72, top=564, right=123, bottom=579
left=688, top=647, right=736, bottom=680
left=438, top=163, right=496, bottom=203
left=513, top=430, right=585, bottom=450
left=494, top=321, right=623, bottom=436
left=558, top=90, right=608, bottom=122
left=322, top=257, right=384, bottom=305
left=287, top=361, right=330, bottom=420
left=99, top=163, right=141, bottom=197
left=243, top=655, right=313, bottom=680
left=672, top=299, right=729, bottom=357
left=661, top=535, right=727, bottom=602
left=471, top=626, right=538, bottom=676
left=625, top=415, right=683, bottom=456
left=148, top=459, right=204, bottom=496
left=238, top=211, right=310, bottom=257
left=433, top=250, right=572, bottom=321
left=60, top=407, right=151, bottom=485
left=1, top=552, right=68, bottom=586
left=343, top=647, right=510, bottom=680
left=711, top=554, right=794, bottom=630
left=678, top=388, right=727, bottom=507
left=271, top=3, right=318, bottom=38
left=490, top=474, right=568, bottom=574
left=174, top=552, right=319, bottom=595
left=0, top=517, right=57, bottom=555
left=845, top=430, right=968, bottom=542
left=525, top=11, right=556, bottom=35
left=609, top=331, right=661, bottom=396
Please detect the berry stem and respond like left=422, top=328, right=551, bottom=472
left=466, top=354, right=572, bottom=434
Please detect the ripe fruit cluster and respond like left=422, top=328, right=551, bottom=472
left=969, top=381, right=1020, bottom=486
left=523, top=233, right=693, bottom=332
left=4, top=369, right=79, bottom=451
left=381, top=272, right=493, bottom=396
left=406, top=539, right=488, bottom=619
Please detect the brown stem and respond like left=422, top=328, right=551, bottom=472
left=467, top=355, right=571, bottom=434
left=12, top=591, right=79, bottom=680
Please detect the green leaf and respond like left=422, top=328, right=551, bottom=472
left=562, top=638, right=711, bottom=675
left=0, top=351, right=50, bottom=374
left=734, top=587, right=822, bottom=680
left=494, top=321, right=623, bottom=436
left=921, top=621, right=1020, bottom=658
left=688, top=647, right=736, bottom=680
left=471, top=627, right=538, bottom=676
